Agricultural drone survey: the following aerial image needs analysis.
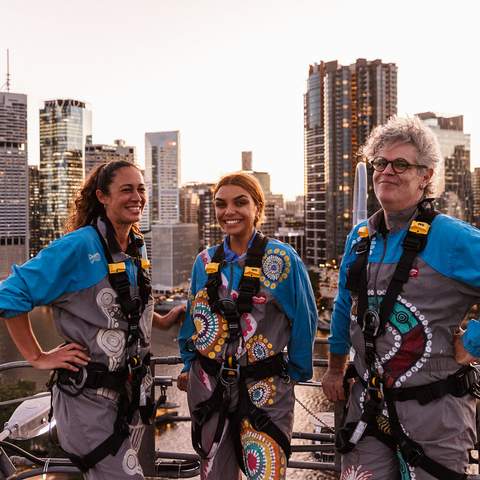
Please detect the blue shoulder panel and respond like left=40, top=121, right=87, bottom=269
left=0, top=227, right=107, bottom=318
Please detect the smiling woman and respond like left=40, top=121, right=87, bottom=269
left=0, top=160, right=184, bottom=479
left=177, top=172, right=318, bottom=480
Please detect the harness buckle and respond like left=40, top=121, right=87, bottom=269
left=452, top=365, right=480, bottom=398
left=128, top=355, right=143, bottom=375
left=219, top=362, right=240, bottom=386
left=355, top=239, right=370, bottom=255
left=362, top=309, right=381, bottom=337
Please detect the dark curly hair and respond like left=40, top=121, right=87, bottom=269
left=65, top=160, right=142, bottom=232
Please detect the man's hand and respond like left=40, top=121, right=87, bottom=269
left=322, top=353, right=349, bottom=402
left=322, top=368, right=346, bottom=401
left=454, top=328, right=477, bottom=365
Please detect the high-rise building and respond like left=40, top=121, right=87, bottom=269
left=197, top=185, right=223, bottom=249
left=39, top=99, right=91, bottom=248
left=304, top=59, right=397, bottom=267
left=28, top=165, right=41, bottom=257
left=417, top=113, right=471, bottom=197
left=0, top=92, right=28, bottom=277
left=439, top=145, right=473, bottom=222
left=418, top=113, right=473, bottom=223
left=150, top=223, right=198, bottom=291
left=242, top=151, right=252, bottom=171
left=472, top=168, right=480, bottom=228
left=85, top=139, right=136, bottom=176
left=145, top=131, right=180, bottom=224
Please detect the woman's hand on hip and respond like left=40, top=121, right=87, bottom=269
left=177, top=372, right=189, bottom=392
left=30, top=343, right=90, bottom=371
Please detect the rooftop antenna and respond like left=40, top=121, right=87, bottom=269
left=0, top=49, right=11, bottom=92
left=6, top=48, right=10, bottom=92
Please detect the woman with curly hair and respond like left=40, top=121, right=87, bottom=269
left=0, top=160, right=183, bottom=479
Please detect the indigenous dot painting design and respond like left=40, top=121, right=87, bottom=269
left=248, top=378, right=276, bottom=407
left=353, top=291, right=430, bottom=389
left=191, top=289, right=228, bottom=359
left=341, top=465, right=373, bottom=480
left=260, top=247, right=291, bottom=290
left=240, top=419, right=287, bottom=480
left=246, top=334, right=274, bottom=363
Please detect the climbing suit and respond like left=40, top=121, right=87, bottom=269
left=0, top=217, right=154, bottom=480
left=178, top=233, right=318, bottom=479
left=329, top=207, right=480, bottom=480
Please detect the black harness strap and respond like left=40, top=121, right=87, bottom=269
left=338, top=202, right=473, bottom=479
left=384, top=389, right=467, bottom=480
left=378, top=206, right=437, bottom=329
left=53, top=219, right=153, bottom=472
left=192, top=353, right=291, bottom=465
left=192, top=233, right=292, bottom=468
left=206, top=232, right=268, bottom=314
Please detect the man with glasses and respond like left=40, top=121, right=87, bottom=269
left=323, top=116, right=480, bottom=479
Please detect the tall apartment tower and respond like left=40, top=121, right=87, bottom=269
left=28, top=165, right=41, bottom=257
left=145, top=131, right=180, bottom=224
left=0, top=92, right=28, bottom=278
left=304, top=59, right=397, bottom=267
left=85, top=139, right=136, bottom=176
left=38, top=99, right=91, bottom=248
left=417, top=113, right=471, bottom=197
left=472, top=168, right=480, bottom=228
left=441, top=145, right=473, bottom=223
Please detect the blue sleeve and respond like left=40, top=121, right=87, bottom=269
left=328, top=229, right=356, bottom=355
left=444, top=220, right=480, bottom=356
left=0, top=231, right=103, bottom=318
left=282, top=250, right=318, bottom=382
left=450, top=220, right=480, bottom=289
left=178, top=254, right=204, bottom=372
left=463, top=320, right=480, bottom=357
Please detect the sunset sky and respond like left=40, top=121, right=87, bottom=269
left=1, top=0, right=477, bottom=199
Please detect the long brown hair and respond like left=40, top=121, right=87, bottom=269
left=65, top=160, right=142, bottom=232
left=213, top=171, right=266, bottom=226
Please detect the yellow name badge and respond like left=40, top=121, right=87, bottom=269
left=108, top=262, right=126, bottom=274
left=409, top=221, right=430, bottom=235
left=244, top=266, right=261, bottom=278
left=141, top=259, right=151, bottom=270
left=358, top=226, right=369, bottom=238
left=205, top=262, right=220, bottom=274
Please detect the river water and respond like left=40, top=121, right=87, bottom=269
left=0, top=308, right=337, bottom=479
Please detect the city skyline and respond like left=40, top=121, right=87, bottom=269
left=0, top=0, right=478, bottom=200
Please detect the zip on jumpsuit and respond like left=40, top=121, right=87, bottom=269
left=0, top=217, right=154, bottom=480
left=178, top=235, right=318, bottom=479
left=330, top=209, right=480, bottom=480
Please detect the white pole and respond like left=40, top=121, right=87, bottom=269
left=352, top=162, right=368, bottom=225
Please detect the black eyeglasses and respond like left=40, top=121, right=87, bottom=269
left=368, top=157, right=428, bottom=174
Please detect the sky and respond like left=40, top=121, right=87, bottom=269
left=0, top=0, right=478, bottom=200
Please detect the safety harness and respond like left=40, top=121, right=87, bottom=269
left=48, top=218, right=154, bottom=472
left=337, top=201, right=480, bottom=480
left=190, top=232, right=292, bottom=473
